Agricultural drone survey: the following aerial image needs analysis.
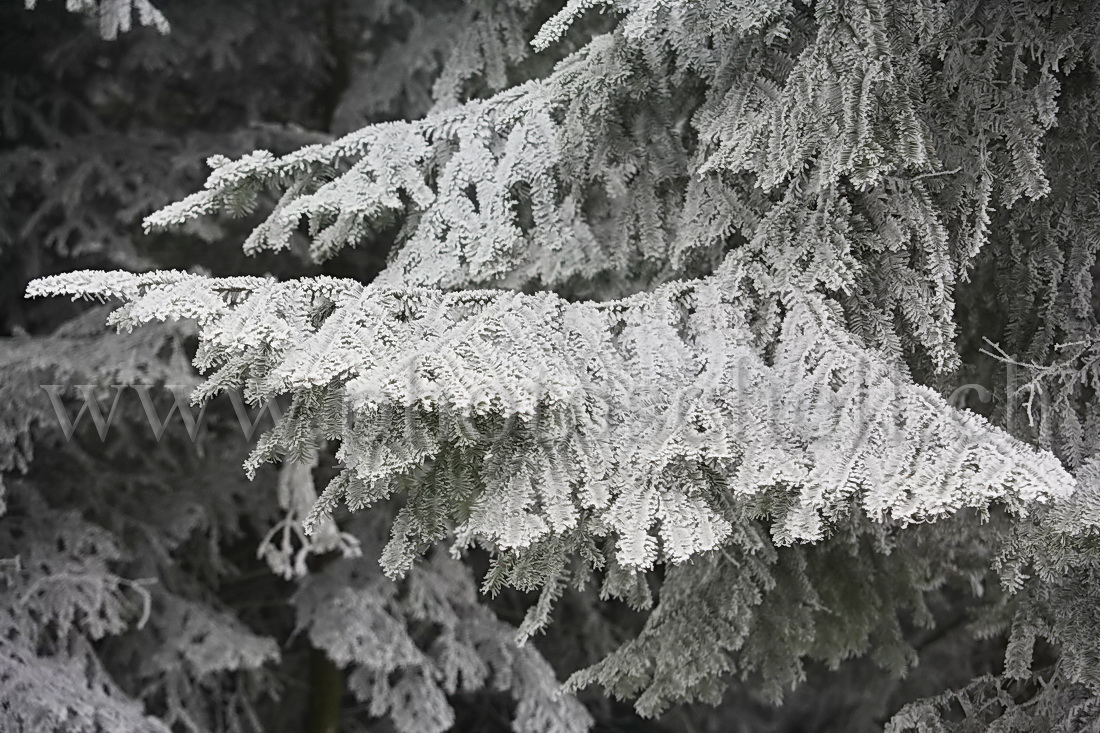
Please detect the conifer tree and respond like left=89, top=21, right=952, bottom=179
left=8, top=0, right=1100, bottom=731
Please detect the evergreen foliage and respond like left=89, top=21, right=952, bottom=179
left=7, top=0, right=1100, bottom=730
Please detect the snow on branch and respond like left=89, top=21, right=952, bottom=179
left=29, top=258, right=1075, bottom=582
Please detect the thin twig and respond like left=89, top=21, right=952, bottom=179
left=911, top=167, right=962, bottom=182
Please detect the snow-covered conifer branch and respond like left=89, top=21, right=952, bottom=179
left=29, top=257, right=1075, bottom=582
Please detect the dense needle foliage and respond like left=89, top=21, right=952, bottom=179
left=4, top=1, right=1100, bottom=731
